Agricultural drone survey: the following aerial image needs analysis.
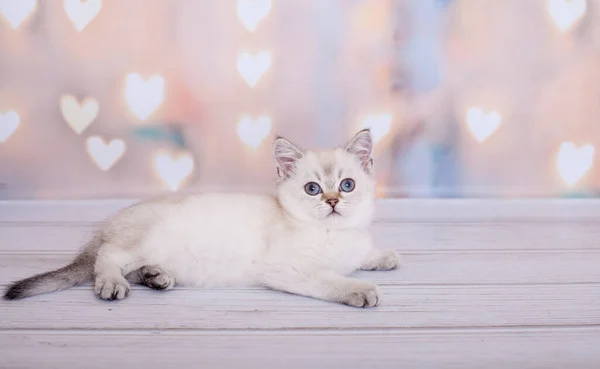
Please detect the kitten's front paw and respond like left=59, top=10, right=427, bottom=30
left=362, top=249, right=400, bottom=271
left=377, top=249, right=400, bottom=271
left=95, top=276, right=130, bottom=301
left=339, top=283, right=380, bottom=308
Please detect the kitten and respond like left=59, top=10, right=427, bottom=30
left=4, top=129, right=399, bottom=308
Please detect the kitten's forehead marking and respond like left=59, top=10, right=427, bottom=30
left=319, top=151, right=339, bottom=177
left=322, top=163, right=334, bottom=177
left=305, top=150, right=349, bottom=189
left=320, top=156, right=338, bottom=190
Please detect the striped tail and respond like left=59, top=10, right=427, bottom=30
left=4, top=250, right=96, bottom=300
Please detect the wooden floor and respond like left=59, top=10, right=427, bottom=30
left=1, top=199, right=600, bottom=369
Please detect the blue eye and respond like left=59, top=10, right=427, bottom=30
left=304, top=182, right=322, bottom=196
left=340, top=178, right=355, bottom=192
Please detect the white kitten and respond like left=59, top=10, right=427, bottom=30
left=4, top=129, right=399, bottom=308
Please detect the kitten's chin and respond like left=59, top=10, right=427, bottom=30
left=319, top=202, right=375, bottom=229
left=318, top=212, right=371, bottom=229
left=279, top=201, right=369, bottom=229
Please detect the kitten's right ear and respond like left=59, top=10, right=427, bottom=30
left=345, top=128, right=374, bottom=173
left=273, top=137, right=304, bottom=179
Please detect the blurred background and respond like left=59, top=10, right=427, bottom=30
left=0, top=0, right=598, bottom=200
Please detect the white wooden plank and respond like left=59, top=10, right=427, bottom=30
left=0, top=199, right=138, bottom=223
left=2, top=251, right=599, bottom=286
left=2, top=328, right=599, bottom=369
left=2, top=198, right=600, bottom=223
left=374, top=221, right=600, bottom=251
left=0, top=224, right=95, bottom=252
left=1, top=284, right=598, bottom=330
left=376, top=199, right=600, bottom=222
left=2, top=221, right=599, bottom=252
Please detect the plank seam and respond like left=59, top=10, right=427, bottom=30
left=2, top=282, right=600, bottom=289
left=3, top=219, right=600, bottom=226
left=3, top=249, right=600, bottom=256
left=2, top=324, right=600, bottom=333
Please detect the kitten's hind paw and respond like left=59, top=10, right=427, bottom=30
left=140, top=266, right=175, bottom=290
left=95, top=276, right=130, bottom=301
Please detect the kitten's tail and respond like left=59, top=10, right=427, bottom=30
left=3, top=240, right=99, bottom=300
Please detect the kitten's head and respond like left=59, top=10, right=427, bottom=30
left=273, top=129, right=376, bottom=228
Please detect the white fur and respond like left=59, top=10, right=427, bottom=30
left=91, top=130, right=399, bottom=307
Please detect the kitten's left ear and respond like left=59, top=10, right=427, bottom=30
left=345, top=129, right=374, bottom=173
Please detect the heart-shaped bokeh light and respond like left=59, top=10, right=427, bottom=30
left=466, top=107, right=502, bottom=143
left=237, top=115, right=271, bottom=148
left=556, top=142, right=594, bottom=187
left=153, top=151, right=194, bottom=191
left=547, top=0, right=586, bottom=33
left=236, top=51, right=271, bottom=88
left=362, top=114, right=392, bottom=143
left=64, top=0, right=102, bottom=32
left=86, top=135, right=126, bottom=171
left=236, top=0, right=271, bottom=32
left=124, top=73, right=165, bottom=122
left=0, top=0, right=37, bottom=29
left=0, top=110, right=20, bottom=143
left=60, top=94, right=99, bottom=135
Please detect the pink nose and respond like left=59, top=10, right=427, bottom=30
left=326, top=198, right=339, bottom=208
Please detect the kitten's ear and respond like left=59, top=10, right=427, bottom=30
left=345, top=129, right=374, bottom=173
left=273, top=136, right=304, bottom=179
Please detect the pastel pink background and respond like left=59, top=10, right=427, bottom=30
left=0, top=0, right=598, bottom=199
